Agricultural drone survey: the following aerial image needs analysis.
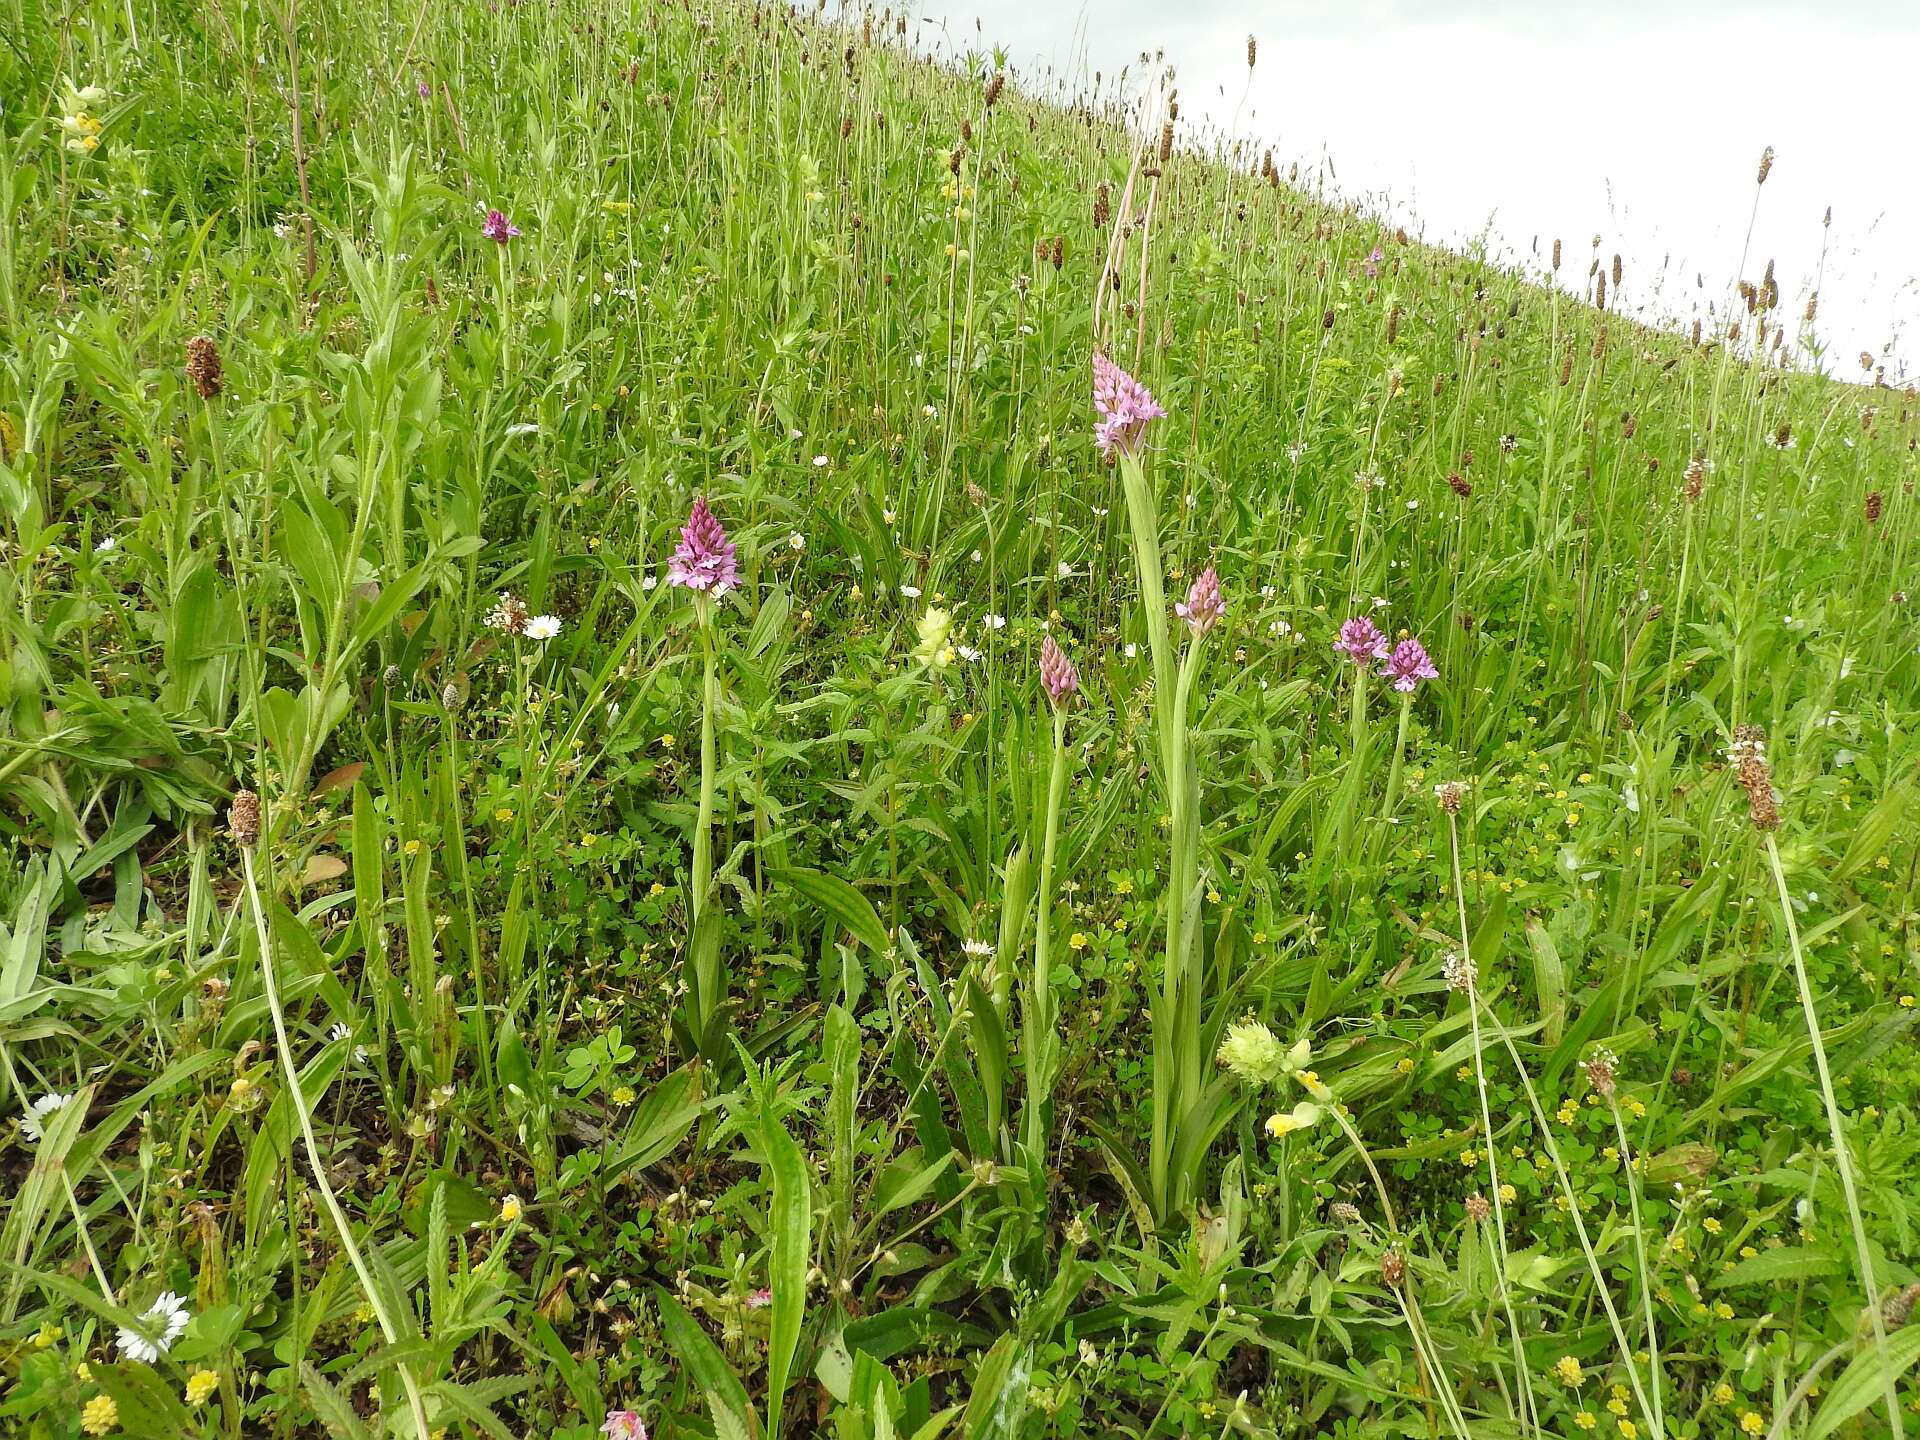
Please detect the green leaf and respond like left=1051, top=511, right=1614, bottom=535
left=657, top=1291, right=756, bottom=1439
left=772, top=866, right=892, bottom=955
left=1807, top=1327, right=1920, bottom=1440
left=1708, top=1247, right=1841, bottom=1288
left=763, top=1115, right=812, bottom=1440
left=1523, top=915, right=1567, bottom=1045
left=301, top=1361, right=375, bottom=1440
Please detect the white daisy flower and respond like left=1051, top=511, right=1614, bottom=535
left=789, top=532, right=806, bottom=551
left=524, top=615, right=562, bottom=641
left=117, top=1291, right=191, bottom=1364
left=95, top=536, right=119, bottom=555
left=899, top=585, right=922, bottom=599
left=962, top=938, right=995, bottom=958
left=19, top=1092, right=74, bottom=1143
left=982, top=613, right=1007, bottom=630
left=812, top=454, right=830, bottom=468
left=642, top=574, right=659, bottom=591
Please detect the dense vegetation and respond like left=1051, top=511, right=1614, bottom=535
left=3, top=1, right=1919, bottom=1437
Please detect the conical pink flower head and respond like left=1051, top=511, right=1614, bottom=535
left=667, top=496, right=738, bottom=594
left=1334, top=616, right=1389, bottom=662
left=1176, top=567, right=1225, bottom=635
left=1039, top=633, right=1080, bottom=707
left=1380, top=636, right=1439, bottom=692
left=1091, top=351, right=1166, bottom=458
left=482, top=208, right=521, bottom=244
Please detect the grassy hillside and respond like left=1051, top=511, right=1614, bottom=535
left=3, top=0, right=1919, bottom=1437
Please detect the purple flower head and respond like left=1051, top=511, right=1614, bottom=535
left=745, top=1287, right=773, bottom=1310
left=416, top=78, right=432, bottom=99
left=1364, top=246, right=1383, bottom=278
left=1091, top=351, right=1166, bottom=459
left=667, top=496, right=738, bottom=595
left=601, top=1412, right=648, bottom=1440
left=481, top=208, right=521, bottom=244
left=1039, top=633, right=1080, bottom=707
left=1175, top=567, right=1225, bottom=636
left=1379, top=637, right=1439, bottom=692
left=1334, top=616, right=1390, bottom=663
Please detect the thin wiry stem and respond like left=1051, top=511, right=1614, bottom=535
left=240, top=846, right=434, bottom=1440
left=1765, top=833, right=1904, bottom=1440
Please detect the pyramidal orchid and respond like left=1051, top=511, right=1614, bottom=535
left=667, top=496, right=738, bottom=595
left=1335, top=616, right=1390, bottom=662
left=481, top=208, right=522, bottom=244
left=1091, top=351, right=1166, bottom=459
left=1039, top=633, right=1079, bottom=707
left=1176, top=567, right=1225, bottom=636
left=1380, top=636, right=1439, bottom=692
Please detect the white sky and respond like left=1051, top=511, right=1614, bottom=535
left=905, top=0, right=1919, bottom=378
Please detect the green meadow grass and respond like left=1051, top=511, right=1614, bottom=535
left=3, top=1, right=1919, bottom=1437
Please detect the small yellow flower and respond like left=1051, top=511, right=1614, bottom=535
left=1067, top=932, right=1087, bottom=951
left=1606, top=1397, right=1627, bottom=1416
left=1555, top=1355, right=1582, bottom=1386
left=1459, top=1149, right=1479, bottom=1167
left=1739, top=1245, right=1758, bottom=1259
left=1702, top=1216, right=1722, bottom=1233
left=1739, top=1412, right=1765, bottom=1436
left=1901, top=995, right=1916, bottom=1008
left=33, top=1323, right=57, bottom=1348
left=611, top=1085, right=636, bottom=1106
left=1498, top=1183, right=1517, bottom=1203
left=1577, top=772, right=1593, bottom=783
left=185, top=1368, right=220, bottom=1405
left=403, top=838, right=423, bottom=856
left=500, top=1194, right=523, bottom=1223
left=1114, top=877, right=1134, bottom=895
left=1456, top=1064, right=1473, bottom=1081
left=1574, top=1413, right=1596, bottom=1431
left=1712, top=1383, right=1734, bottom=1406
left=1618, top=1422, right=1636, bottom=1439
left=1714, top=1301, right=1735, bottom=1320
left=579, top=833, right=599, bottom=848
left=1395, top=1057, right=1415, bottom=1074
left=659, top=733, right=676, bottom=749
left=1565, top=811, right=1581, bottom=826
left=1625, top=1096, right=1647, bottom=1118
left=494, top=807, right=514, bottom=823
left=83, top=1395, right=119, bottom=1436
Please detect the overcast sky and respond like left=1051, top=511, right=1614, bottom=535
left=905, top=0, right=1917, bottom=377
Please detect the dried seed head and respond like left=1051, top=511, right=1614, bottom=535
left=1379, top=1249, right=1406, bottom=1288
left=1093, top=181, right=1111, bottom=230
left=1885, top=1283, right=1920, bottom=1328
left=1683, top=454, right=1707, bottom=504
left=1730, top=724, right=1780, bottom=831
left=1442, top=951, right=1475, bottom=993
left=1756, top=145, right=1774, bottom=185
left=1330, top=1201, right=1363, bottom=1226
left=1158, top=119, right=1173, bottom=164
left=1611, top=253, right=1623, bottom=288
left=1464, top=1192, right=1491, bottom=1223
left=229, top=790, right=262, bottom=847
left=382, top=664, right=404, bottom=688
left=984, top=71, right=1004, bottom=108
left=1551, top=238, right=1562, bottom=270
left=1866, top=491, right=1884, bottom=525
left=1585, top=1050, right=1617, bottom=1098
left=1434, top=780, right=1469, bottom=814
left=1246, top=33, right=1256, bottom=67
left=1447, top=472, right=1471, bottom=499
left=441, top=680, right=465, bottom=714
left=186, top=336, right=224, bottom=399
